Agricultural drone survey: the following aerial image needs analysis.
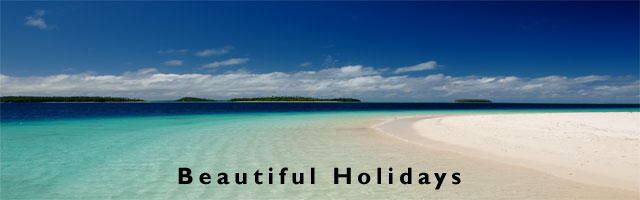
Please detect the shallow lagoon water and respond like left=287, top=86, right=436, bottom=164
left=1, top=105, right=638, bottom=199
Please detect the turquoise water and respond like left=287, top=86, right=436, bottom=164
left=1, top=109, right=637, bottom=199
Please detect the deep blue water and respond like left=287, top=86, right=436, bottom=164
left=1, top=102, right=638, bottom=122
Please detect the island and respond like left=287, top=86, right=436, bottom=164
left=175, top=97, right=215, bottom=102
left=454, top=99, right=492, bottom=103
left=229, top=96, right=361, bottom=102
left=0, top=96, right=145, bottom=103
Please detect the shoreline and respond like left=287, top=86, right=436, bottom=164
left=374, top=112, right=640, bottom=193
left=4, top=110, right=640, bottom=199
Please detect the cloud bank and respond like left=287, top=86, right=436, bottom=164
left=1, top=65, right=637, bottom=102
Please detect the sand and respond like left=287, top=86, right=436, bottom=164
left=383, top=112, right=640, bottom=193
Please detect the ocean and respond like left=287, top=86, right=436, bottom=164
left=1, top=103, right=638, bottom=199
left=1, top=102, right=637, bottom=122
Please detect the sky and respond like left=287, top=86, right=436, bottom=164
left=1, top=1, right=638, bottom=102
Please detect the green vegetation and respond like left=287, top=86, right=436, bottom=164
left=454, top=99, right=492, bottom=103
left=175, top=97, right=215, bottom=102
left=229, top=96, right=361, bottom=102
left=0, top=96, right=362, bottom=103
left=0, top=96, right=145, bottom=103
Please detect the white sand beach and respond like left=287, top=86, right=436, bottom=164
left=378, top=112, right=640, bottom=193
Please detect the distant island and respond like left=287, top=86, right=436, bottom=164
left=0, top=96, right=362, bottom=103
left=454, top=99, right=492, bottom=103
left=229, top=96, right=361, bottom=102
left=0, top=96, right=145, bottom=103
left=175, top=97, right=215, bottom=102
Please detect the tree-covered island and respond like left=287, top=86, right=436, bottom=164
left=0, top=96, right=362, bottom=103
left=229, top=96, right=361, bottom=102
left=454, top=99, right=492, bottom=103
left=0, top=96, right=145, bottom=103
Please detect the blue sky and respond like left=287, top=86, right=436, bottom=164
left=1, top=1, right=639, bottom=102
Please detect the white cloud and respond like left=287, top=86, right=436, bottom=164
left=300, top=62, right=312, bottom=67
left=158, top=49, right=188, bottom=54
left=0, top=65, right=637, bottom=103
left=394, top=61, right=437, bottom=74
left=25, top=10, right=50, bottom=30
left=196, top=46, right=232, bottom=57
left=202, top=58, right=249, bottom=68
left=163, top=60, right=183, bottom=66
